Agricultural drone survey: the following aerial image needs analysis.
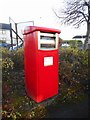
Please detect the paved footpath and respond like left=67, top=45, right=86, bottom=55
left=45, top=96, right=89, bottom=118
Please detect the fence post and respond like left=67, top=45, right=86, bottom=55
left=10, top=23, right=13, bottom=50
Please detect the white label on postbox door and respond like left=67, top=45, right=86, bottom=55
left=44, top=57, right=53, bottom=66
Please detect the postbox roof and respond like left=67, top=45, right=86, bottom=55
left=24, top=26, right=61, bottom=35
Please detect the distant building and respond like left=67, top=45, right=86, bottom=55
left=0, top=23, right=11, bottom=43
left=0, top=23, right=18, bottom=44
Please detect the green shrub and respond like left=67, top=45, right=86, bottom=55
left=1, top=48, right=14, bottom=79
left=10, top=48, right=24, bottom=70
left=0, top=58, right=2, bottom=70
left=2, top=47, right=88, bottom=119
left=2, top=57, right=14, bottom=70
left=1, top=47, right=11, bottom=59
left=2, top=57, right=14, bottom=80
left=26, top=105, right=47, bottom=119
left=2, top=111, right=21, bottom=120
left=59, top=48, right=88, bottom=98
left=59, top=48, right=88, bottom=82
left=2, top=48, right=24, bottom=71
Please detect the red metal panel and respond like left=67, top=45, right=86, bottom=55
left=24, top=26, right=61, bottom=35
left=24, top=32, right=38, bottom=101
left=37, top=50, right=58, bottom=102
left=24, top=26, right=60, bottom=103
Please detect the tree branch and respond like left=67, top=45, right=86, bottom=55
left=77, top=10, right=88, bottom=22
left=52, top=8, right=64, bottom=19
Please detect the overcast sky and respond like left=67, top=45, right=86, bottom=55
left=0, top=0, right=87, bottom=40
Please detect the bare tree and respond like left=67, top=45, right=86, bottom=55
left=53, top=0, right=90, bottom=49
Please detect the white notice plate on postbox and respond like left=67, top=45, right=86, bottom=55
left=44, top=57, right=53, bottom=66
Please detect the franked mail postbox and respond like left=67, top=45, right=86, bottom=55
left=24, top=26, right=61, bottom=103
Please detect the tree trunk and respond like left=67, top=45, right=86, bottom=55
left=84, top=2, right=90, bottom=50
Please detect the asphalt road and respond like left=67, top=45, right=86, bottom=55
left=45, top=96, right=89, bottom=118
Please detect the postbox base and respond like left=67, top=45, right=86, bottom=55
left=26, top=88, right=58, bottom=103
left=31, top=94, right=58, bottom=103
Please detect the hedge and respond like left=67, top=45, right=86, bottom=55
left=2, top=47, right=88, bottom=119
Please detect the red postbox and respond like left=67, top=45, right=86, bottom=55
left=24, top=26, right=61, bottom=103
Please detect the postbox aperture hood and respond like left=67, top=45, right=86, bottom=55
left=23, top=26, right=61, bottom=35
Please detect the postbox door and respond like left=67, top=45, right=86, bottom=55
left=37, top=50, right=58, bottom=102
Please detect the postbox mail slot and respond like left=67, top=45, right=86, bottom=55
left=38, top=32, right=58, bottom=50
left=40, top=39, right=55, bottom=44
left=40, top=44, right=55, bottom=49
